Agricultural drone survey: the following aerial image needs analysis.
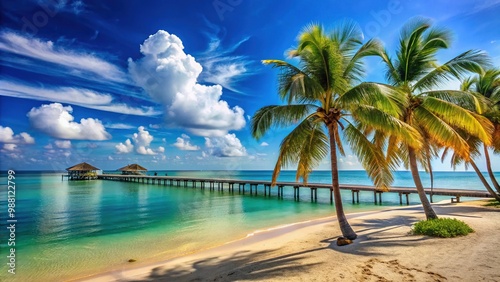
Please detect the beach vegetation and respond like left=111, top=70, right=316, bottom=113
left=252, top=22, right=421, bottom=240
left=372, top=17, right=493, bottom=219
left=484, top=199, right=500, bottom=207
left=412, top=218, right=474, bottom=238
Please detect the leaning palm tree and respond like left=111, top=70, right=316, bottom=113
left=252, top=22, right=421, bottom=240
left=443, top=133, right=500, bottom=202
left=461, top=68, right=500, bottom=193
left=374, top=18, right=493, bottom=219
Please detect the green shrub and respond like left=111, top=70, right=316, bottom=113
left=412, top=218, right=474, bottom=238
left=485, top=200, right=500, bottom=208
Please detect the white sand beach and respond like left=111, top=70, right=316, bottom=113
left=80, top=201, right=500, bottom=282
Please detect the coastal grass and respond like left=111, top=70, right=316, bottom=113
left=412, top=218, right=474, bottom=238
left=484, top=199, right=500, bottom=208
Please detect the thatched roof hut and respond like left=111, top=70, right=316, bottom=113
left=66, top=162, right=100, bottom=171
left=118, top=164, right=147, bottom=175
left=66, top=162, right=100, bottom=180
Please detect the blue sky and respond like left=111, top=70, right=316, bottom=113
left=1, top=0, right=499, bottom=172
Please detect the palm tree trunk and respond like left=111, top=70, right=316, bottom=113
left=408, top=147, right=438, bottom=219
left=328, top=125, right=357, bottom=240
left=426, top=156, right=434, bottom=203
left=483, top=144, right=500, bottom=193
left=470, top=159, right=500, bottom=202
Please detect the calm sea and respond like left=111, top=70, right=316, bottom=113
left=0, top=170, right=497, bottom=281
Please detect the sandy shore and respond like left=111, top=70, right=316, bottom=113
left=80, top=200, right=499, bottom=282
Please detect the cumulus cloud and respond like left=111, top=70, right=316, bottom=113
left=115, top=139, right=133, bottom=154
left=54, top=140, right=71, bottom=149
left=260, top=142, right=269, bottom=147
left=174, top=134, right=200, bottom=151
left=128, top=30, right=246, bottom=137
left=204, top=133, right=247, bottom=157
left=133, top=126, right=155, bottom=155
left=27, top=103, right=111, bottom=140
left=115, top=126, right=163, bottom=155
left=0, top=125, right=35, bottom=144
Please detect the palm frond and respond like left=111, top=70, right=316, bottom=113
left=413, top=105, right=470, bottom=158
left=251, top=104, right=316, bottom=140
left=344, top=124, right=393, bottom=189
left=337, top=82, right=405, bottom=116
left=343, top=39, right=384, bottom=82
left=353, top=105, right=423, bottom=149
left=424, top=90, right=489, bottom=113
left=271, top=115, right=327, bottom=185
left=262, top=59, right=324, bottom=103
left=422, top=97, right=493, bottom=145
left=413, top=50, right=490, bottom=91
left=296, top=121, right=329, bottom=183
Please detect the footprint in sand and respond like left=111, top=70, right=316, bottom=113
left=357, top=258, right=447, bottom=282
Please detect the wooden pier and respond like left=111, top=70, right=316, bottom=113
left=97, top=174, right=494, bottom=205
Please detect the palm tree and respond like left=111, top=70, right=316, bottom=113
left=461, top=68, right=500, bottom=193
left=374, top=18, right=493, bottom=219
left=252, top=22, right=421, bottom=240
left=443, top=133, right=500, bottom=202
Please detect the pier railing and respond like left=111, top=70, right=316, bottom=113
left=96, top=174, right=494, bottom=205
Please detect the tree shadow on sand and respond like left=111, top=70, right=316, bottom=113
left=130, top=249, right=322, bottom=282
left=128, top=204, right=495, bottom=281
left=326, top=204, right=497, bottom=257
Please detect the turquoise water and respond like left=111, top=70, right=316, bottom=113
left=0, top=170, right=497, bottom=281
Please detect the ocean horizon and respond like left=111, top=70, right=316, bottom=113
left=1, top=170, right=498, bottom=281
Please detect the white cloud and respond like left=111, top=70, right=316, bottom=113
left=0, top=31, right=125, bottom=83
left=128, top=30, right=246, bottom=137
left=204, top=133, right=247, bottom=157
left=133, top=126, right=155, bottom=155
left=115, top=126, right=163, bottom=155
left=174, top=134, right=200, bottom=151
left=115, top=139, right=133, bottom=154
left=27, top=103, right=111, bottom=140
left=0, top=80, right=160, bottom=116
left=104, top=123, right=136, bottom=129
left=108, top=156, right=114, bottom=160
left=55, top=140, right=71, bottom=149
left=260, top=142, right=269, bottom=147
left=198, top=20, right=253, bottom=92
left=136, top=146, right=156, bottom=155
left=0, top=126, right=35, bottom=144
left=3, top=144, right=17, bottom=151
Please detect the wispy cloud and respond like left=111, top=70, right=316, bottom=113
left=0, top=31, right=126, bottom=83
left=468, top=0, right=500, bottom=14
left=104, top=123, right=136, bottom=129
left=0, top=79, right=160, bottom=116
left=198, top=19, right=255, bottom=93
left=35, top=0, right=85, bottom=15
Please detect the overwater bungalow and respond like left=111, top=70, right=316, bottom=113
left=66, top=162, right=100, bottom=180
left=118, top=163, right=148, bottom=175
